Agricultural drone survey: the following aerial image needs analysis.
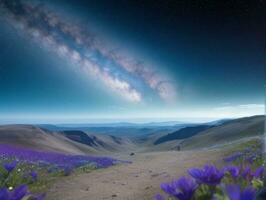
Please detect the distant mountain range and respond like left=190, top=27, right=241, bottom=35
left=37, top=122, right=192, bottom=134
left=37, top=124, right=184, bottom=137
left=0, top=115, right=264, bottom=154
left=38, top=119, right=230, bottom=130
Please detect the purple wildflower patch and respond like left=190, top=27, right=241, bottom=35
left=188, top=164, right=224, bottom=186
left=0, top=144, right=120, bottom=170
left=156, top=141, right=264, bottom=200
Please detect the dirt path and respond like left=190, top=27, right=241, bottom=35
left=47, top=149, right=223, bottom=200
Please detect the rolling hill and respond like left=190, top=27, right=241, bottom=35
left=0, top=125, right=137, bottom=154
left=61, top=130, right=137, bottom=152
left=153, top=125, right=213, bottom=145
left=142, top=115, right=264, bottom=151
left=0, top=125, right=96, bottom=154
left=180, top=115, right=264, bottom=149
left=0, top=115, right=264, bottom=154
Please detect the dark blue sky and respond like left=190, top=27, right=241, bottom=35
left=0, top=0, right=265, bottom=123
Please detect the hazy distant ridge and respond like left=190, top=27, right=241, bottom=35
left=0, top=115, right=263, bottom=154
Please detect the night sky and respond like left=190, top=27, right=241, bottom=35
left=0, top=0, right=265, bottom=123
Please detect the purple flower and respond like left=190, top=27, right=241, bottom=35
left=0, top=185, right=44, bottom=200
left=155, top=194, right=164, bottom=200
left=223, top=166, right=240, bottom=179
left=173, top=177, right=198, bottom=200
left=0, top=144, right=118, bottom=171
left=161, top=177, right=197, bottom=200
left=188, top=165, right=224, bottom=186
left=30, top=171, right=38, bottom=182
left=10, top=185, right=28, bottom=200
left=254, top=166, right=264, bottom=179
left=3, top=161, right=17, bottom=173
left=161, top=183, right=176, bottom=195
left=0, top=188, right=9, bottom=200
left=226, top=184, right=256, bottom=200
left=242, top=166, right=253, bottom=181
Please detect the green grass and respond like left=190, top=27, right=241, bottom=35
left=0, top=160, right=98, bottom=196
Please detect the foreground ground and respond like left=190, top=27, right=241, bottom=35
left=46, top=149, right=224, bottom=200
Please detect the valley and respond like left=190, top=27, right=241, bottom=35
left=0, top=115, right=264, bottom=200
left=0, top=115, right=263, bottom=155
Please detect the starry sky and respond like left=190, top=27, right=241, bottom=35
left=0, top=0, right=265, bottom=123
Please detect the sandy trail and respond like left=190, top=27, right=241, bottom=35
left=47, top=149, right=223, bottom=200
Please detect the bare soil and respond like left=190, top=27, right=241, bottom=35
left=47, top=149, right=223, bottom=200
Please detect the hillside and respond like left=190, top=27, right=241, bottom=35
left=180, top=115, right=264, bottom=149
left=62, top=130, right=137, bottom=152
left=0, top=125, right=137, bottom=155
left=0, top=115, right=264, bottom=154
left=153, top=125, right=213, bottom=145
left=0, top=125, right=98, bottom=154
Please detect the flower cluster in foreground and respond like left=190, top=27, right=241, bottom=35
left=156, top=140, right=264, bottom=200
left=0, top=144, right=122, bottom=200
left=0, top=160, right=45, bottom=200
